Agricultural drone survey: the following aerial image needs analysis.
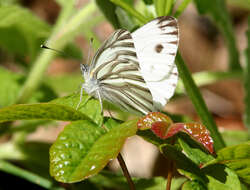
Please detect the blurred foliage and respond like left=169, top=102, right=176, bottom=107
left=0, top=0, right=249, bottom=190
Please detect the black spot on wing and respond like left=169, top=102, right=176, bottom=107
left=155, top=44, right=164, bottom=53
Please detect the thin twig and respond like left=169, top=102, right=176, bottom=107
left=117, top=153, right=136, bottom=190
left=166, top=160, right=174, bottom=190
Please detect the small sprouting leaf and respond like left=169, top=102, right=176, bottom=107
left=50, top=119, right=137, bottom=183
left=207, top=142, right=250, bottom=184
left=0, top=103, right=89, bottom=123
left=137, top=112, right=173, bottom=130
left=51, top=93, right=102, bottom=126
left=167, top=123, right=214, bottom=154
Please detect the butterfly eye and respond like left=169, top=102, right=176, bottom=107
left=80, top=64, right=88, bottom=73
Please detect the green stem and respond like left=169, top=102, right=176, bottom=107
left=176, top=52, right=225, bottom=151
left=17, top=2, right=96, bottom=103
left=0, top=160, right=64, bottom=190
left=110, top=0, right=148, bottom=24
left=174, top=0, right=192, bottom=18
left=244, top=17, right=250, bottom=135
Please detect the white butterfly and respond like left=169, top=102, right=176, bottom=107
left=79, top=16, right=179, bottom=115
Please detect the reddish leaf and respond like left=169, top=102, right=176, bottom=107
left=137, top=112, right=173, bottom=130
left=167, top=123, right=214, bottom=154
left=151, top=121, right=170, bottom=139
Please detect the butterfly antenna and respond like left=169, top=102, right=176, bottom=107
left=83, top=38, right=94, bottom=75
left=41, top=44, right=72, bottom=59
left=87, top=38, right=94, bottom=64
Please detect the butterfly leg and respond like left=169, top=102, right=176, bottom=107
left=76, top=83, right=84, bottom=110
left=96, top=90, right=103, bottom=114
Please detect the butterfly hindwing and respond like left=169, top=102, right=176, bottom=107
left=132, top=16, right=179, bottom=109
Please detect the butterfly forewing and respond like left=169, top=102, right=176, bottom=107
left=87, top=29, right=156, bottom=115
left=132, top=16, right=179, bottom=109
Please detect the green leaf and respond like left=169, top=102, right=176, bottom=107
left=0, top=5, right=51, bottom=60
left=162, top=144, right=242, bottom=189
left=110, top=0, right=148, bottom=24
left=202, top=165, right=241, bottom=190
left=116, top=7, right=138, bottom=32
left=137, top=129, right=168, bottom=146
left=0, top=103, right=89, bottom=123
left=221, top=130, right=249, bottom=146
left=17, top=2, right=96, bottom=103
left=160, top=144, right=208, bottom=184
left=227, top=0, right=250, bottom=10
left=207, top=142, right=250, bottom=184
left=143, top=0, right=153, bottom=5
left=0, top=160, right=64, bottom=190
left=193, top=0, right=241, bottom=71
left=95, top=0, right=120, bottom=28
left=182, top=180, right=206, bottom=190
left=46, top=73, right=82, bottom=94
left=0, top=67, right=21, bottom=107
left=14, top=142, right=51, bottom=178
left=244, top=17, right=250, bottom=134
left=176, top=53, right=225, bottom=151
left=174, top=0, right=192, bottom=18
left=51, top=93, right=103, bottom=126
left=63, top=42, right=83, bottom=61
left=0, top=67, right=57, bottom=107
left=178, top=136, right=214, bottom=166
left=50, top=119, right=137, bottom=183
left=90, top=171, right=186, bottom=190
left=0, top=0, right=18, bottom=5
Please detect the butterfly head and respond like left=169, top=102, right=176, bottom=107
left=80, top=63, right=88, bottom=74
left=80, top=63, right=100, bottom=96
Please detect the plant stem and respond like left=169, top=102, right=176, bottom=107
left=117, top=153, right=136, bottom=190
left=166, top=160, right=174, bottom=190
left=244, top=17, right=250, bottom=135
left=110, top=0, right=148, bottom=24
left=176, top=52, right=225, bottom=151
left=0, top=160, right=64, bottom=190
